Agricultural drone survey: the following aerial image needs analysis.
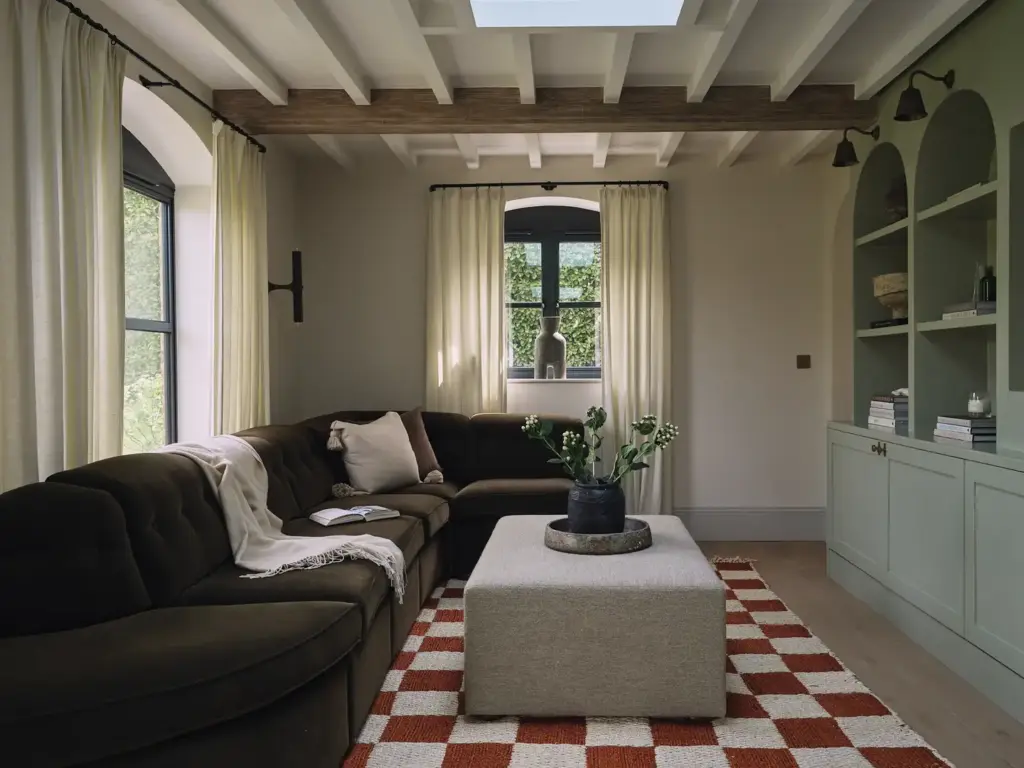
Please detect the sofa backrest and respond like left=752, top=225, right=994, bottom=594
left=48, top=453, right=232, bottom=606
left=468, top=413, right=582, bottom=481
left=0, top=483, right=151, bottom=637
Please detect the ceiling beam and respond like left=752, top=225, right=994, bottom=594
left=856, top=0, right=987, bottom=99
left=214, top=85, right=876, bottom=134
left=678, top=0, right=707, bottom=26
left=688, top=0, right=759, bottom=103
left=175, top=0, right=288, bottom=105
left=655, top=132, right=685, bottom=167
left=386, top=0, right=453, bottom=104
left=604, top=32, right=636, bottom=104
left=273, top=0, right=370, bottom=105
left=449, top=0, right=477, bottom=30
left=772, top=0, right=871, bottom=102
left=380, top=135, right=417, bottom=168
left=309, top=135, right=351, bottom=167
left=453, top=134, right=480, bottom=169
left=525, top=134, right=542, bottom=169
left=510, top=34, right=536, bottom=105
left=594, top=133, right=612, bottom=169
left=719, top=131, right=757, bottom=167
left=780, top=130, right=835, bottom=165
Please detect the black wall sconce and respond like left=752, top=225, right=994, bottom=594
left=832, top=126, right=880, bottom=168
left=894, top=69, right=955, bottom=122
left=269, top=250, right=304, bottom=323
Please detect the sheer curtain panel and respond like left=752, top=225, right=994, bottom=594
left=600, top=185, right=672, bottom=515
left=0, top=0, right=126, bottom=491
left=425, top=188, right=507, bottom=415
left=211, top=122, right=270, bottom=435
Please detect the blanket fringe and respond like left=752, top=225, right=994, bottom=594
left=710, top=555, right=757, bottom=564
left=242, top=546, right=406, bottom=603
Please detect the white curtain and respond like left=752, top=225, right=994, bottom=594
left=0, top=0, right=126, bottom=492
left=425, top=187, right=507, bottom=415
left=211, top=122, right=270, bottom=435
left=600, top=185, right=672, bottom=515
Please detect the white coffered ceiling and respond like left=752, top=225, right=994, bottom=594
left=99, top=0, right=989, bottom=169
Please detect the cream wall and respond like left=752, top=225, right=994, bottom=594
left=287, top=154, right=846, bottom=512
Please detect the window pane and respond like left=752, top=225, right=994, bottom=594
left=505, top=242, right=542, bottom=302
left=123, top=186, right=166, bottom=321
left=561, top=307, right=601, bottom=368
left=123, top=330, right=167, bottom=453
left=508, top=307, right=542, bottom=370
left=558, top=242, right=601, bottom=302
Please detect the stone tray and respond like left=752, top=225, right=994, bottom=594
left=544, top=517, right=652, bottom=555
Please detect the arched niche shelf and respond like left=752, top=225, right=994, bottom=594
left=915, top=89, right=996, bottom=212
left=854, top=142, right=907, bottom=240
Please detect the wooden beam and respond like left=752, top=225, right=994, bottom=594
left=175, top=0, right=288, bottom=105
left=856, top=0, right=987, bottom=99
left=594, top=133, right=612, bottom=169
left=689, top=0, right=759, bottom=103
left=773, top=0, right=871, bottom=101
left=309, top=135, right=351, bottom=167
left=678, top=0, right=707, bottom=26
left=386, top=0, right=453, bottom=104
left=381, top=135, right=417, bottom=168
left=655, top=132, right=685, bottom=167
left=511, top=34, right=536, bottom=105
left=780, top=130, right=835, bottom=166
left=213, top=85, right=876, bottom=134
left=604, top=32, right=636, bottom=104
left=453, top=134, right=480, bottom=169
left=719, top=131, right=757, bottom=166
left=273, top=0, right=370, bottom=105
left=525, top=134, right=542, bottom=169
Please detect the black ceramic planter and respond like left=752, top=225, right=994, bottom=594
left=567, top=481, right=626, bottom=534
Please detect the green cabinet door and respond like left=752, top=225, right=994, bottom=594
left=886, top=444, right=965, bottom=634
left=828, top=429, right=889, bottom=580
left=965, top=462, right=1024, bottom=677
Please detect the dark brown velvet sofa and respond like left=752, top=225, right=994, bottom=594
left=0, top=410, right=579, bottom=768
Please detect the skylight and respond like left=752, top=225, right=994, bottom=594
left=469, top=0, right=686, bottom=28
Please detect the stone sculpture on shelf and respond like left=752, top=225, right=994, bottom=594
left=533, top=316, right=566, bottom=379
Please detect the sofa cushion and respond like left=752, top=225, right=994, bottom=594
left=283, top=513, right=425, bottom=564
left=179, top=516, right=423, bottom=631
left=469, top=413, right=582, bottom=481
left=313, top=493, right=451, bottom=536
left=48, top=453, right=232, bottom=606
left=388, top=481, right=460, bottom=502
left=0, top=483, right=151, bottom=637
left=0, top=602, right=359, bottom=768
left=452, top=478, right=574, bottom=519
left=237, top=424, right=337, bottom=521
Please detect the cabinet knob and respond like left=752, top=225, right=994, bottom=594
left=871, top=443, right=879, bottom=454
left=880, top=443, right=887, bottom=457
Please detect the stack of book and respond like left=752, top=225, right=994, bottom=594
left=933, top=415, right=997, bottom=444
left=942, top=301, right=995, bottom=320
left=868, top=394, right=908, bottom=431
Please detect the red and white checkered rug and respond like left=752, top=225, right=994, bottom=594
left=343, top=559, right=953, bottom=767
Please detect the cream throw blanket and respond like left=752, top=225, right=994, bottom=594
left=161, top=435, right=406, bottom=600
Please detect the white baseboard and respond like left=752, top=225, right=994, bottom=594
left=674, top=507, right=825, bottom=541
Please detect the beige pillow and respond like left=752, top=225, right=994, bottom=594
left=328, top=412, right=420, bottom=493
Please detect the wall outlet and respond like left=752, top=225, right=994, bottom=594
left=796, top=354, right=811, bottom=369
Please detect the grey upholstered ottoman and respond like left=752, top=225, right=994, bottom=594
left=464, top=515, right=726, bottom=718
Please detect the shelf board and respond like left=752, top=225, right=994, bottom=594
left=917, top=315, right=997, bottom=332
left=918, top=180, right=998, bottom=222
left=854, top=218, right=909, bottom=247
left=856, top=325, right=910, bottom=338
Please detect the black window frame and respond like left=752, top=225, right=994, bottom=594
left=123, top=129, right=177, bottom=445
left=505, top=206, right=601, bottom=380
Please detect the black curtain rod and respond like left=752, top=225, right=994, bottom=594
left=52, top=0, right=267, bottom=154
left=429, top=180, right=670, bottom=192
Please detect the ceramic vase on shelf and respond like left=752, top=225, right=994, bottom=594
left=533, top=316, right=566, bottom=379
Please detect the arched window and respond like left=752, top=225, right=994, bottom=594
left=505, top=204, right=601, bottom=379
left=122, top=127, right=176, bottom=452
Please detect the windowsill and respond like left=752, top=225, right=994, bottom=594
left=508, top=378, right=602, bottom=384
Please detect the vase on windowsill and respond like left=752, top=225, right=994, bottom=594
left=533, top=316, right=566, bottom=379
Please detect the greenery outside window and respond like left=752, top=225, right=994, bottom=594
left=122, top=128, right=176, bottom=453
left=505, top=205, right=601, bottom=379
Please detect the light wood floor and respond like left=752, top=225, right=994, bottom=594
left=699, top=542, right=1024, bottom=768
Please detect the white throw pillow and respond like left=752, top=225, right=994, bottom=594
left=329, top=412, right=420, bottom=493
